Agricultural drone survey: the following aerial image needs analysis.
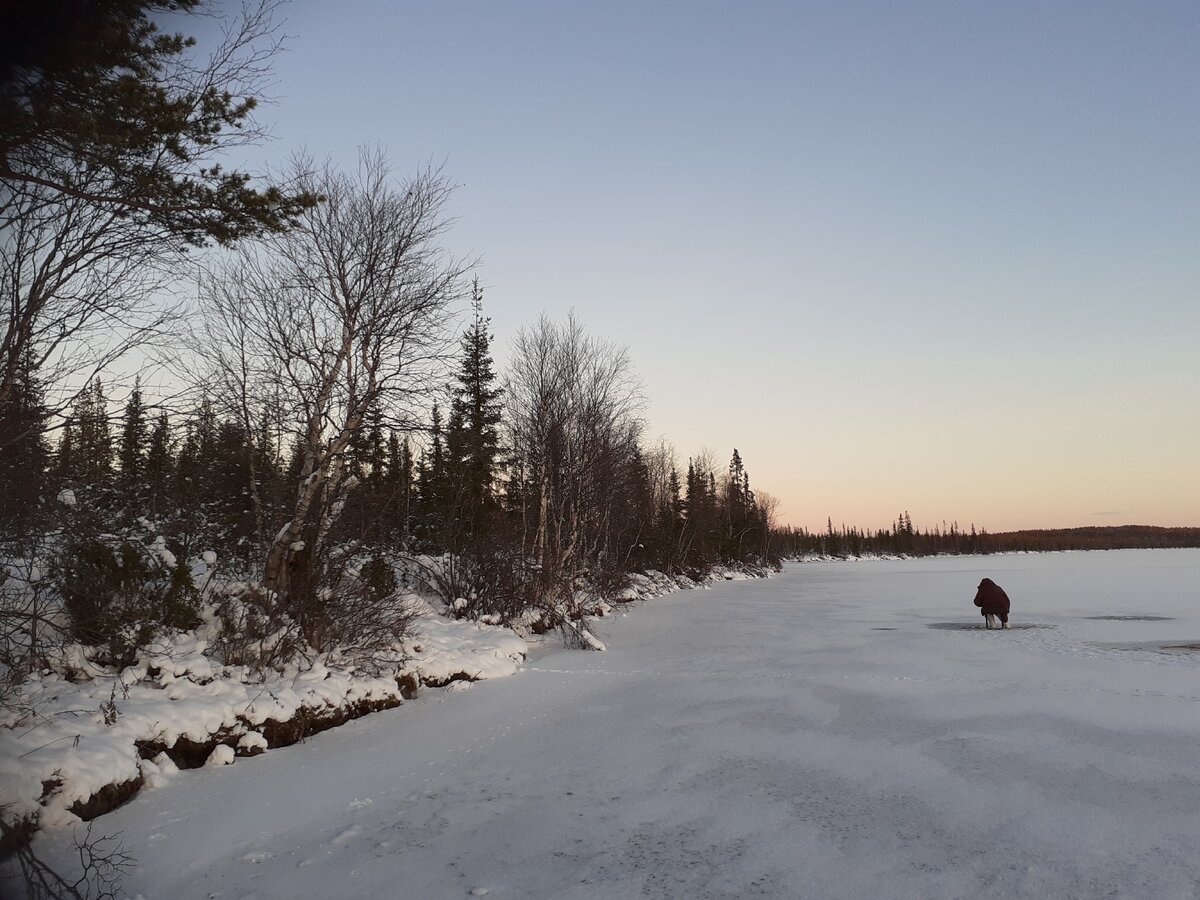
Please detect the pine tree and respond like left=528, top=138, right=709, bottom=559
left=0, top=1, right=316, bottom=246
left=146, top=411, right=173, bottom=519
left=444, top=280, right=504, bottom=540
left=0, top=357, right=49, bottom=532
left=74, top=379, right=113, bottom=488
left=654, top=465, right=684, bottom=572
left=56, top=423, right=77, bottom=484
left=385, top=432, right=415, bottom=542
left=415, top=403, right=446, bottom=547
left=173, top=398, right=217, bottom=511
left=118, top=379, right=148, bottom=509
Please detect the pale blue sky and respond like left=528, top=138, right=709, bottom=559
left=237, top=1, right=1198, bottom=531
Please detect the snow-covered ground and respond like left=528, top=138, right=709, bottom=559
left=23, top=550, right=1200, bottom=899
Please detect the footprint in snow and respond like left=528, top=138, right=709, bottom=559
left=332, top=825, right=362, bottom=846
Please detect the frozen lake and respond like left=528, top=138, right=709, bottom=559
left=33, top=549, right=1200, bottom=899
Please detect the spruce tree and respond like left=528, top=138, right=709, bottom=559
left=0, top=356, right=49, bottom=532
left=146, top=411, right=173, bottom=519
left=173, top=398, right=217, bottom=513
left=0, top=0, right=316, bottom=246
left=725, top=449, right=749, bottom=558
left=623, top=447, right=655, bottom=570
left=385, top=432, right=414, bottom=543
left=74, top=379, right=113, bottom=488
left=118, top=379, right=148, bottom=509
left=415, top=403, right=447, bottom=547
left=210, top=418, right=256, bottom=550
left=56, top=423, right=77, bottom=484
left=654, top=466, right=684, bottom=572
left=364, top=406, right=386, bottom=490
left=683, top=459, right=720, bottom=568
left=444, top=280, right=504, bottom=538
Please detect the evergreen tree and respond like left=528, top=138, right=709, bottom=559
left=654, top=465, right=684, bottom=572
left=173, top=398, right=217, bottom=511
left=0, top=356, right=48, bottom=532
left=210, top=418, right=256, bottom=551
left=252, top=405, right=285, bottom=537
left=385, top=432, right=415, bottom=543
left=146, top=411, right=173, bottom=518
left=415, top=402, right=447, bottom=546
left=724, top=448, right=756, bottom=559
left=683, top=458, right=720, bottom=568
left=55, top=422, right=77, bottom=484
left=623, top=447, right=656, bottom=571
left=364, top=406, right=386, bottom=490
left=118, top=379, right=148, bottom=509
left=74, top=379, right=113, bottom=488
left=0, top=0, right=316, bottom=246
left=337, top=402, right=390, bottom=544
left=444, top=281, right=504, bottom=540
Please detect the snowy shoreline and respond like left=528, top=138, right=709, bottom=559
left=0, top=566, right=764, bottom=848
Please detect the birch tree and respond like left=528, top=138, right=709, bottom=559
left=199, top=151, right=464, bottom=633
left=505, top=314, right=643, bottom=628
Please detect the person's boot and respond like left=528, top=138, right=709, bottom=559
left=1001, top=620, right=1010, bottom=629
left=985, top=614, right=997, bottom=629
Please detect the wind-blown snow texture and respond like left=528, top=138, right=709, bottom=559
left=27, top=550, right=1200, bottom=899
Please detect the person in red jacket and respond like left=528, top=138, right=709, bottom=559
left=973, top=577, right=1010, bottom=629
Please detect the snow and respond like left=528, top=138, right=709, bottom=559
left=204, top=744, right=235, bottom=767
left=0, top=599, right=528, bottom=828
left=13, top=549, right=1200, bottom=899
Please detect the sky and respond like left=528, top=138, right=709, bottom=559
left=219, top=0, right=1197, bottom=533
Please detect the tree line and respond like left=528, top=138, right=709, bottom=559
left=0, top=293, right=780, bottom=666
left=774, top=513, right=993, bottom=558
left=0, top=1, right=781, bottom=685
left=775, top=514, right=1200, bottom=558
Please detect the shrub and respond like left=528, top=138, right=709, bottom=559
left=359, top=555, right=398, bottom=604
left=59, top=539, right=200, bottom=668
left=413, top=548, right=537, bottom=624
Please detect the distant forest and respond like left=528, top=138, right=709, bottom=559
left=773, top=515, right=1200, bottom=558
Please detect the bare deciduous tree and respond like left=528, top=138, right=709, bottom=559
left=0, top=172, right=182, bottom=447
left=0, top=0, right=313, bottom=448
left=505, top=313, right=643, bottom=634
left=755, top=489, right=781, bottom=562
left=198, top=150, right=466, bottom=638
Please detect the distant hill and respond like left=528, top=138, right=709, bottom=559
left=986, top=525, right=1200, bottom=552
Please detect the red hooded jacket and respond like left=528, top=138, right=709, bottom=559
left=973, top=578, right=1010, bottom=616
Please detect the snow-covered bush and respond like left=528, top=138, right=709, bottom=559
left=411, top=550, right=538, bottom=625
left=58, top=537, right=200, bottom=669
left=358, top=555, right=398, bottom=605
left=317, top=556, right=422, bottom=666
left=210, top=583, right=306, bottom=672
